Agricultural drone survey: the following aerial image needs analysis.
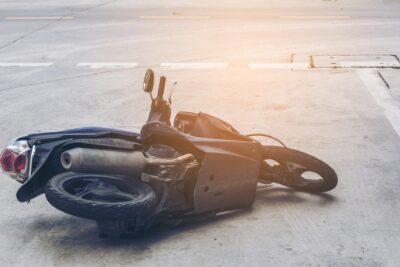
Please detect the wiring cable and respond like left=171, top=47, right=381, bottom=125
left=246, top=133, right=287, bottom=148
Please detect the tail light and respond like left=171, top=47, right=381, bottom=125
left=0, top=140, right=30, bottom=183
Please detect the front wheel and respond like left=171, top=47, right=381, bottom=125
left=260, top=146, right=338, bottom=193
left=45, top=172, right=158, bottom=220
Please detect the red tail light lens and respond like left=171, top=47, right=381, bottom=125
left=0, top=149, right=19, bottom=172
left=0, top=140, right=30, bottom=183
left=14, top=154, right=27, bottom=173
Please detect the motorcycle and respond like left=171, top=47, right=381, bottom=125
left=0, top=69, right=337, bottom=237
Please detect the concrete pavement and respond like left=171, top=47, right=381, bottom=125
left=0, top=0, right=400, bottom=266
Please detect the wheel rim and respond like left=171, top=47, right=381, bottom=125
left=284, top=160, right=324, bottom=185
left=262, top=159, right=325, bottom=187
left=62, top=176, right=140, bottom=203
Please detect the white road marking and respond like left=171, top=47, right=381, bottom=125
left=280, top=16, right=350, bottom=19
left=1, top=61, right=396, bottom=70
left=160, top=62, right=228, bottom=69
left=139, top=16, right=210, bottom=19
left=358, top=69, right=400, bottom=136
left=77, top=62, right=138, bottom=69
left=0, top=62, right=53, bottom=67
left=331, top=61, right=400, bottom=68
left=249, top=63, right=310, bottom=69
left=4, top=16, right=73, bottom=20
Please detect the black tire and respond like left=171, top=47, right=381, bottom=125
left=45, top=172, right=158, bottom=220
left=261, top=146, right=338, bottom=193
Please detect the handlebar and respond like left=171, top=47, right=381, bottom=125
left=146, top=75, right=171, bottom=125
left=157, top=76, right=166, bottom=99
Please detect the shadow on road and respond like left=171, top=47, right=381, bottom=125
left=255, top=185, right=336, bottom=206
left=22, top=186, right=336, bottom=254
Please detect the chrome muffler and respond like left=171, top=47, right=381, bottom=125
left=60, top=147, right=195, bottom=176
left=60, top=148, right=146, bottom=176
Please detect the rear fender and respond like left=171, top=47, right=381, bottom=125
left=16, top=138, right=142, bottom=202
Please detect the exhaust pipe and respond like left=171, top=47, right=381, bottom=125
left=60, top=148, right=146, bottom=176
left=60, top=147, right=195, bottom=176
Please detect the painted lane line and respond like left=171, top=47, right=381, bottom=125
left=77, top=62, right=138, bottom=69
left=249, top=63, right=310, bottom=70
left=160, top=62, right=228, bottom=69
left=4, top=16, right=73, bottom=20
left=140, top=16, right=210, bottom=19
left=332, top=61, right=400, bottom=68
left=358, top=69, right=400, bottom=136
left=0, top=62, right=53, bottom=67
left=280, top=16, right=350, bottom=20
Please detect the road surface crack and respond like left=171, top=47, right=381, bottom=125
left=0, top=17, right=67, bottom=51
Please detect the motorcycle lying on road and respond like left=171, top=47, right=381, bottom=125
left=0, top=69, right=337, bottom=237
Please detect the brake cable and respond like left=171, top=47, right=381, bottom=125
left=246, top=133, right=287, bottom=148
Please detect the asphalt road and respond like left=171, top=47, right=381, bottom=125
left=0, top=0, right=400, bottom=266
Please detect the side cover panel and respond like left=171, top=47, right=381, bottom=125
left=193, top=142, right=261, bottom=213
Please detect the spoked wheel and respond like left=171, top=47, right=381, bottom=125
left=45, top=172, right=157, bottom=220
left=260, top=146, right=338, bottom=193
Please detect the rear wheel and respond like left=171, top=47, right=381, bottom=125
left=260, top=146, right=338, bottom=193
left=45, top=172, right=157, bottom=220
